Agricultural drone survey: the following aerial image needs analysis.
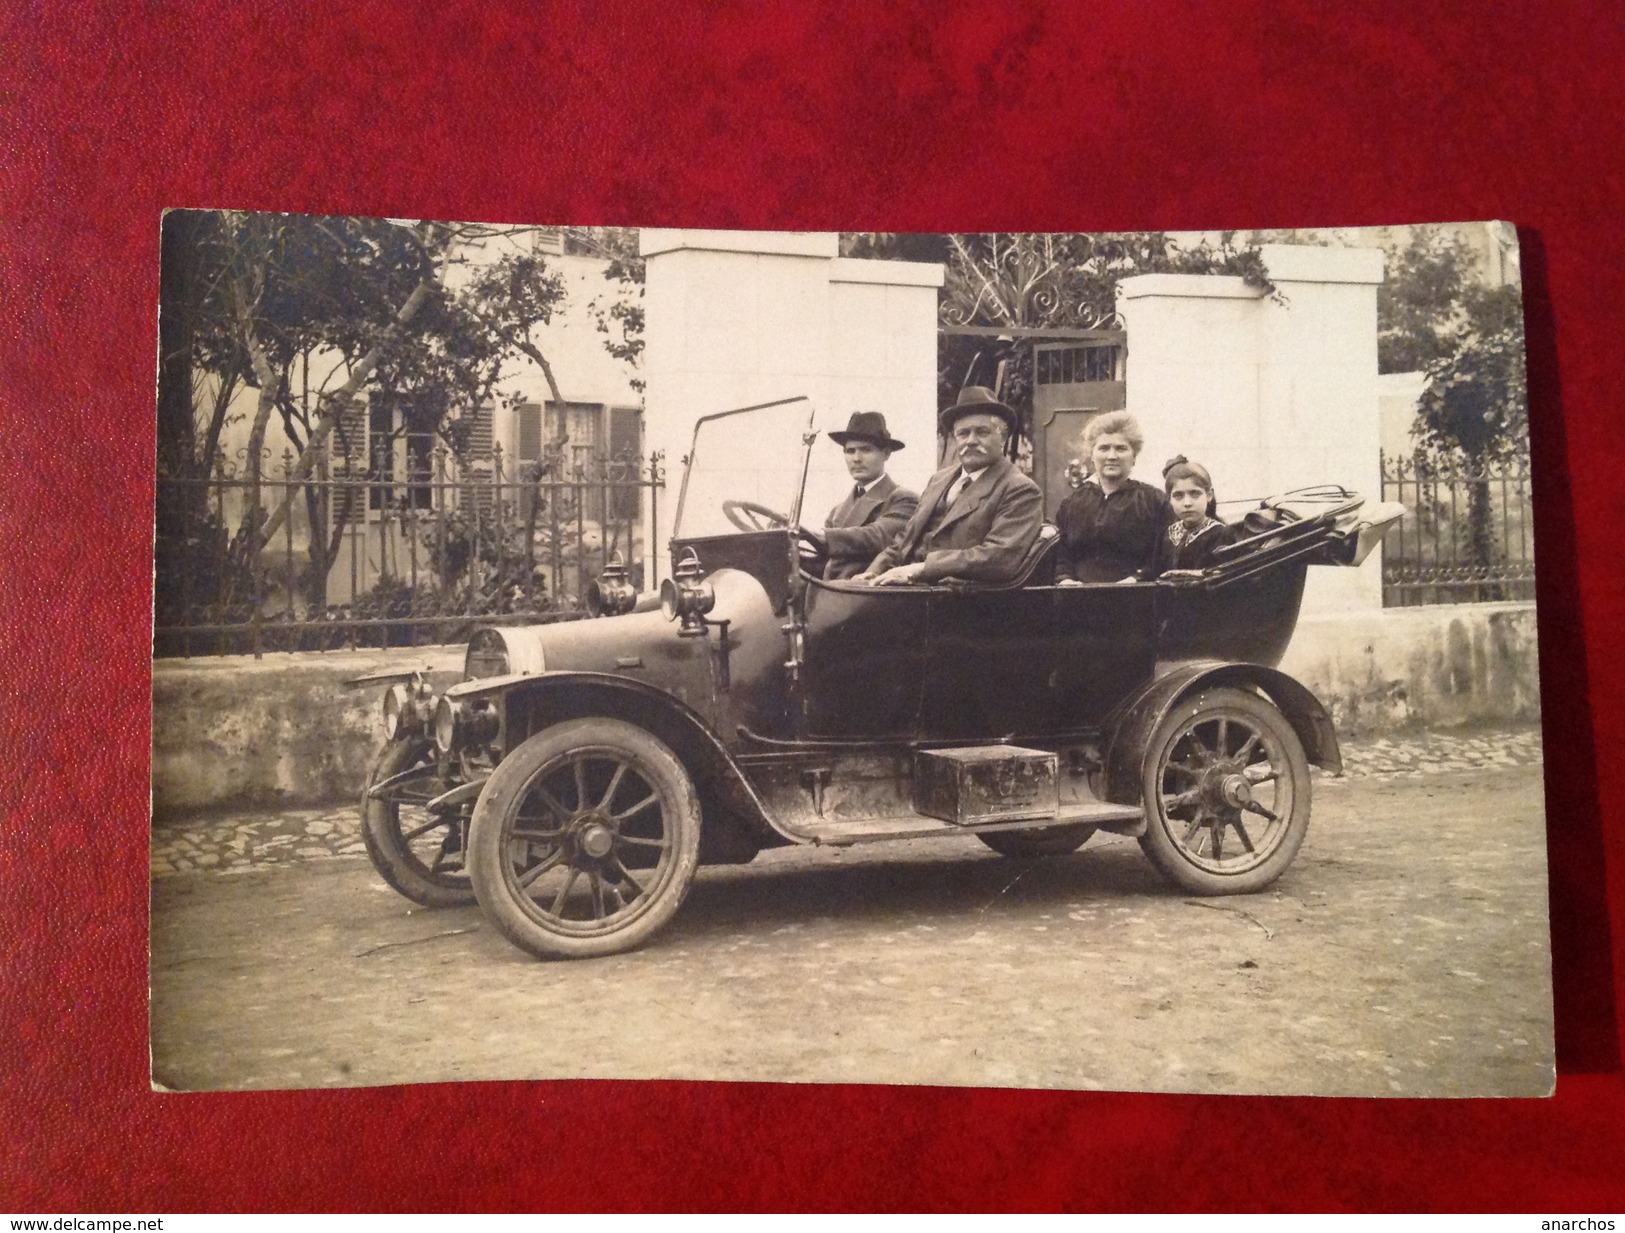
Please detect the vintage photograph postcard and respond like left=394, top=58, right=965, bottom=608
left=150, top=217, right=1550, bottom=1096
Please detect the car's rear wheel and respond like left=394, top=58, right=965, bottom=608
left=977, top=823, right=1097, bottom=858
left=361, top=737, right=476, bottom=908
left=467, top=719, right=701, bottom=960
left=1138, top=687, right=1310, bottom=895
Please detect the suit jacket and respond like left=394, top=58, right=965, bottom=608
left=822, top=474, right=919, bottom=580
left=865, top=456, right=1043, bottom=584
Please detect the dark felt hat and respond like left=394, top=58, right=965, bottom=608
left=939, top=385, right=1020, bottom=437
left=828, top=411, right=905, bottom=452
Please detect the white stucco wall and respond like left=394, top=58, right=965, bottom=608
left=1117, top=244, right=1386, bottom=611
left=488, top=252, right=643, bottom=433
left=640, top=229, right=944, bottom=578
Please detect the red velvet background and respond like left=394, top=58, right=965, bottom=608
left=2, top=0, right=1622, bottom=1212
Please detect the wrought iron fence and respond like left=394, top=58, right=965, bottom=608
left=154, top=443, right=665, bottom=658
left=1379, top=450, right=1534, bottom=607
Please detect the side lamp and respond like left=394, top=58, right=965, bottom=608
left=659, top=547, right=715, bottom=638
left=587, top=550, right=638, bottom=617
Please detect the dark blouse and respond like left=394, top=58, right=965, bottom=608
left=1054, top=478, right=1174, bottom=583
left=1141, top=517, right=1238, bottom=579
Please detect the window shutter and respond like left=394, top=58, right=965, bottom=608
left=466, top=402, right=494, bottom=462
left=455, top=401, right=496, bottom=521
left=609, top=408, right=642, bottom=520
left=331, top=401, right=369, bottom=527
left=609, top=407, right=640, bottom=459
left=515, top=401, right=542, bottom=462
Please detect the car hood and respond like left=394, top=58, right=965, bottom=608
left=449, top=567, right=781, bottom=711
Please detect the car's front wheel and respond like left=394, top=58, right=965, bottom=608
left=467, top=719, right=702, bottom=960
left=1137, top=687, right=1310, bottom=895
left=361, top=737, right=476, bottom=908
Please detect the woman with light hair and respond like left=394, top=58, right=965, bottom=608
left=1054, top=411, right=1174, bottom=584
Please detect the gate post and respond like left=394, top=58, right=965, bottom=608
left=1118, top=244, right=1385, bottom=612
left=639, top=229, right=943, bottom=582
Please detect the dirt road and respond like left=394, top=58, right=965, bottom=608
left=150, top=762, right=1553, bottom=1097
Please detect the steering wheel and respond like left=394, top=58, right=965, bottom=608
left=720, top=499, right=831, bottom=572
left=722, top=499, right=791, bottom=531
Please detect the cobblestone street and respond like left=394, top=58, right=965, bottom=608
left=150, top=742, right=1554, bottom=1096
left=151, top=726, right=1547, bottom=878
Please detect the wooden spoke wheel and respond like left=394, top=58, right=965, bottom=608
left=360, top=737, right=476, bottom=908
left=467, top=719, right=701, bottom=960
left=1138, top=687, right=1311, bottom=895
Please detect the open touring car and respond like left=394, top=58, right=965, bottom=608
left=353, top=397, right=1403, bottom=959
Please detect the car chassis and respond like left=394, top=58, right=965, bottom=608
left=352, top=397, right=1403, bottom=960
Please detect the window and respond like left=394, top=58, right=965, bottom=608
left=365, top=399, right=434, bottom=513
left=513, top=399, right=605, bottom=472
left=451, top=404, right=494, bottom=519
left=327, top=397, right=434, bottom=529
left=548, top=401, right=601, bottom=475
left=1035, top=344, right=1121, bottom=385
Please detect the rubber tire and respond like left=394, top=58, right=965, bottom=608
left=977, top=823, right=1097, bottom=858
left=467, top=719, right=702, bottom=960
left=361, top=737, right=476, bottom=909
left=1137, top=687, right=1311, bottom=896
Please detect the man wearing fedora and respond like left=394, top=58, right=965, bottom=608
left=859, top=386, right=1042, bottom=586
left=810, top=411, right=920, bottom=581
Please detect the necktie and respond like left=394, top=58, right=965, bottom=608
left=946, top=470, right=973, bottom=507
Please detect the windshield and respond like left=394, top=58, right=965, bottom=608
left=673, top=398, right=816, bottom=540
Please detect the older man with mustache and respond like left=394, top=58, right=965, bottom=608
left=856, top=387, right=1042, bottom=587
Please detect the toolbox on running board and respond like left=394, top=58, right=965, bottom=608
left=912, top=746, right=1059, bottom=826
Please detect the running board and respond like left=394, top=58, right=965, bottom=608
left=802, top=799, right=1144, bottom=848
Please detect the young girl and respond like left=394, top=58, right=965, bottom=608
left=1142, top=456, right=1236, bottom=579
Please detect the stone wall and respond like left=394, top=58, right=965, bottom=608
left=151, top=648, right=463, bottom=818
left=151, top=602, right=1540, bottom=818
left=1278, top=602, right=1539, bottom=736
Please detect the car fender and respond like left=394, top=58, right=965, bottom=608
left=1101, top=661, right=1342, bottom=807
left=459, top=670, right=792, bottom=851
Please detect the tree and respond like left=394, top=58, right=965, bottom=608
left=156, top=211, right=569, bottom=623
left=1416, top=284, right=1527, bottom=462
left=157, top=210, right=240, bottom=480
left=155, top=211, right=255, bottom=633
left=1375, top=230, right=1484, bottom=374
left=1221, top=224, right=1512, bottom=382
left=1414, top=282, right=1528, bottom=588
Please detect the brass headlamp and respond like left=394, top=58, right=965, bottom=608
left=381, top=674, right=436, bottom=741
left=432, top=695, right=499, bottom=754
